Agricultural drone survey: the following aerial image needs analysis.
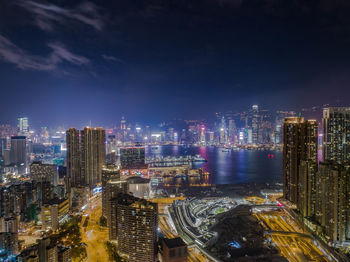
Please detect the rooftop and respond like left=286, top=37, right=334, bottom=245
left=163, top=237, right=187, bottom=249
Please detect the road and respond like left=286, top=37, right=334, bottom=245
left=151, top=198, right=214, bottom=262
left=255, top=210, right=330, bottom=262
left=79, top=193, right=109, bottom=262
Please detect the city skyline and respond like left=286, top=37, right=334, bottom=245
left=1, top=1, right=350, bottom=126
left=0, top=103, right=341, bottom=131
left=2, top=1, right=350, bottom=261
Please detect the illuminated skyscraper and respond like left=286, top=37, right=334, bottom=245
left=17, top=117, right=29, bottom=136
left=283, top=117, right=318, bottom=205
left=200, top=126, right=206, bottom=144
left=106, top=180, right=128, bottom=240
left=66, top=128, right=81, bottom=187
left=274, top=111, right=296, bottom=145
left=228, top=119, right=237, bottom=144
left=66, top=127, right=106, bottom=187
left=298, top=160, right=317, bottom=218
left=121, top=116, right=126, bottom=141
left=102, top=164, right=121, bottom=217
left=10, top=136, right=26, bottom=167
left=80, top=127, right=106, bottom=186
left=251, top=105, right=259, bottom=144
left=109, top=193, right=158, bottom=262
left=219, top=116, right=226, bottom=144
left=322, top=107, right=350, bottom=164
left=315, top=162, right=350, bottom=243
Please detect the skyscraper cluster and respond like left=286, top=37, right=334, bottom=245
left=283, top=107, right=350, bottom=245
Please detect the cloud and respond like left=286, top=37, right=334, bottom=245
left=17, top=0, right=103, bottom=31
left=0, top=34, right=89, bottom=71
left=102, top=54, right=124, bottom=63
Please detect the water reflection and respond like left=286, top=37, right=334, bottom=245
left=146, top=145, right=282, bottom=185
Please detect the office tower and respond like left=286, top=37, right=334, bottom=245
left=120, top=147, right=146, bottom=169
left=110, top=193, right=158, bottom=262
left=228, top=119, right=237, bottom=144
left=251, top=105, right=259, bottom=144
left=199, top=126, right=206, bottom=144
left=219, top=116, right=226, bottom=144
left=80, top=127, right=106, bottom=186
left=101, top=164, right=121, bottom=217
left=17, top=117, right=29, bottom=136
left=161, top=237, right=188, bottom=262
left=66, top=128, right=81, bottom=187
left=283, top=117, right=318, bottom=205
left=322, top=107, right=350, bottom=164
left=120, top=146, right=148, bottom=178
left=121, top=116, right=126, bottom=141
left=167, top=127, right=175, bottom=143
left=208, top=131, right=214, bottom=145
left=274, top=111, right=296, bottom=145
left=31, top=161, right=59, bottom=186
left=10, top=136, right=26, bottom=166
left=315, top=162, right=350, bottom=243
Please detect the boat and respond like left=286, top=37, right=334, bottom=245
left=193, top=155, right=207, bottom=162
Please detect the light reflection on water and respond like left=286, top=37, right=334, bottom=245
left=146, top=145, right=282, bottom=185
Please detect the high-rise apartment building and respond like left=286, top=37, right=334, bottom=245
left=80, top=127, right=106, bottom=186
left=315, top=162, right=350, bottom=243
left=298, top=160, right=317, bottom=218
left=109, top=193, right=158, bottom=262
left=283, top=117, right=318, bottom=205
left=322, top=107, right=350, bottom=164
left=101, top=164, right=121, bottom=217
left=66, top=128, right=81, bottom=187
left=17, top=117, right=29, bottom=136
left=66, top=127, right=106, bottom=187
left=107, top=181, right=128, bottom=240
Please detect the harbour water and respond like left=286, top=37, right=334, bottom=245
left=145, top=145, right=282, bottom=185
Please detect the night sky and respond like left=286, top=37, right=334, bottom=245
left=0, top=0, right=350, bottom=127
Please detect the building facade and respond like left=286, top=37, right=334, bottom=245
left=283, top=117, right=318, bottom=205
left=109, top=193, right=158, bottom=261
left=322, top=107, right=350, bottom=164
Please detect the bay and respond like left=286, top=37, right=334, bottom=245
left=145, top=145, right=282, bottom=185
